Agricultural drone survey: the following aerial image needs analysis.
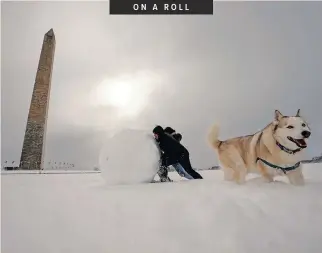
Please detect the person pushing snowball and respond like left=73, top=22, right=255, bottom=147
left=153, top=125, right=203, bottom=182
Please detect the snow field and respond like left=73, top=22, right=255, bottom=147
left=2, top=164, right=322, bottom=253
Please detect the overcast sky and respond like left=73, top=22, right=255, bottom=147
left=2, top=1, right=322, bottom=169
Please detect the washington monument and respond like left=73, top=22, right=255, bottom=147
left=20, top=29, right=55, bottom=170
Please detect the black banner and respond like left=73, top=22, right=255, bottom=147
left=109, top=0, right=214, bottom=15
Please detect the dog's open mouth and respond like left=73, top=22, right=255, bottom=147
left=287, top=136, right=307, bottom=148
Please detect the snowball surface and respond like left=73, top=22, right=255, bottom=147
left=99, top=129, right=160, bottom=185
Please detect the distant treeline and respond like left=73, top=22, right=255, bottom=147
left=301, top=154, right=322, bottom=164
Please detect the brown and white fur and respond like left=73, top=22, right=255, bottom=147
left=208, top=109, right=311, bottom=185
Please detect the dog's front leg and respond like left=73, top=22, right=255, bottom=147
left=258, top=163, right=274, bottom=183
left=287, top=166, right=305, bottom=186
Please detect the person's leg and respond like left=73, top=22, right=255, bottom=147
left=172, top=163, right=194, bottom=179
left=157, top=166, right=172, bottom=182
left=179, top=156, right=203, bottom=179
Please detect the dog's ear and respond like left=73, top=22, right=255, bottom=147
left=296, top=109, right=301, bottom=117
left=274, top=110, right=283, bottom=121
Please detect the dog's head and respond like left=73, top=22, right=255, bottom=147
left=273, top=109, right=311, bottom=150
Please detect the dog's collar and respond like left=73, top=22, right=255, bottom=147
left=256, top=157, right=301, bottom=174
left=276, top=141, right=302, bottom=155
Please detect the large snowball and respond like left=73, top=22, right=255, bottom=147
left=99, top=129, right=160, bottom=185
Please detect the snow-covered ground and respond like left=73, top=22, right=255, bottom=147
left=2, top=164, right=322, bottom=253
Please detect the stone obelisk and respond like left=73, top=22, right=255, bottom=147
left=20, top=29, right=55, bottom=170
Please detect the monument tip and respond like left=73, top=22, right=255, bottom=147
left=46, top=28, right=55, bottom=37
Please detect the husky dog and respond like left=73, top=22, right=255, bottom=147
left=208, top=109, right=311, bottom=185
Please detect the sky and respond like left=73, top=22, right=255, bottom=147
left=1, top=1, right=322, bottom=169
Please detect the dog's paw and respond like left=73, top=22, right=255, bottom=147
left=262, top=175, right=274, bottom=183
left=235, top=175, right=246, bottom=185
left=290, top=179, right=305, bottom=186
left=236, top=180, right=246, bottom=185
left=287, top=171, right=305, bottom=186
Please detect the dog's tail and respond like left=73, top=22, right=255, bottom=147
left=208, top=124, right=222, bottom=150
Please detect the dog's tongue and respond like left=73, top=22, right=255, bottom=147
left=296, top=139, right=306, bottom=146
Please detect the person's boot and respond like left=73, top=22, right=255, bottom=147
left=160, top=176, right=173, bottom=182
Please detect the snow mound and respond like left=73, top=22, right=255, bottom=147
left=99, top=129, right=160, bottom=185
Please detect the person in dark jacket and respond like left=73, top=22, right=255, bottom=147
left=153, top=125, right=203, bottom=182
left=163, top=127, right=194, bottom=179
